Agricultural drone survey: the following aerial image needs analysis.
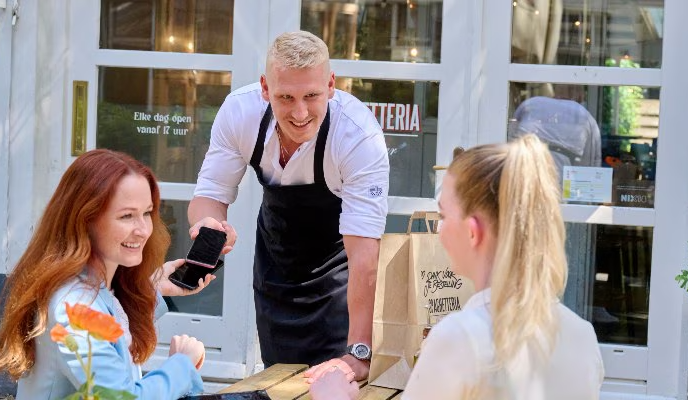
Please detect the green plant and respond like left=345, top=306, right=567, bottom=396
left=675, top=270, right=688, bottom=292
left=602, top=58, right=644, bottom=151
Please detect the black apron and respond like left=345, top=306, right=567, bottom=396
left=249, top=104, right=349, bottom=367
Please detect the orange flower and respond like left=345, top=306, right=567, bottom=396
left=65, top=303, right=124, bottom=343
left=50, top=323, right=70, bottom=343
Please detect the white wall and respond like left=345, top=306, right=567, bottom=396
left=6, top=0, right=39, bottom=273
left=3, top=0, right=69, bottom=274
left=0, top=4, right=12, bottom=274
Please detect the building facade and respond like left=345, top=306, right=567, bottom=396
left=1, top=0, right=687, bottom=398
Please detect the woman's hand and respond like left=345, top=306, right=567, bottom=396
left=308, top=368, right=359, bottom=400
left=152, top=258, right=216, bottom=297
left=169, top=334, right=205, bottom=370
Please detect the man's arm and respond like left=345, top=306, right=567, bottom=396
left=305, top=235, right=379, bottom=382
left=188, top=196, right=236, bottom=254
left=188, top=196, right=228, bottom=227
left=342, top=235, right=378, bottom=349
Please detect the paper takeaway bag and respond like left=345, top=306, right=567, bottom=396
left=368, top=211, right=475, bottom=390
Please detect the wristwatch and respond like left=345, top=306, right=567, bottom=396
left=346, top=343, right=372, bottom=361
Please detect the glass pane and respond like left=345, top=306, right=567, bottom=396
left=511, top=0, right=663, bottom=68
left=508, top=83, right=658, bottom=208
left=97, top=67, right=231, bottom=183
left=302, top=0, right=442, bottom=63
left=100, top=0, right=234, bottom=54
left=564, top=223, right=651, bottom=346
left=337, top=78, right=438, bottom=198
left=160, top=200, right=223, bottom=316
left=385, top=214, right=434, bottom=233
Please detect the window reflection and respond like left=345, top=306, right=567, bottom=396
left=160, top=200, right=223, bottom=316
left=100, top=0, right=234, bottom=54
left=508, top=83, right=658, bottom=208
left=302, top=0, right=442, bottom=63
left=564, top=223, right=651, bottom=346
left=97, top=67, right=231, bottom=183
left=511, top=0, right=663, bottom=67
left=338, top=77, right=439, bottom=198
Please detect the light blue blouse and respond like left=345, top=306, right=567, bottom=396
left=16, top=278, right=204, bottom=399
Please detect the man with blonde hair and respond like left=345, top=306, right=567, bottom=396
left=189, top=31, right=389, bottom=382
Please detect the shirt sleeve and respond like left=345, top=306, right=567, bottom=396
left=51, top=291, right=204, bottom=399
left=194, top=96, right=250, bottom=205
left=154, top=291, right=168, bottom=321
left=337, top=116, right=389, bottom=239
left=402, top=315, right=481, bottom=400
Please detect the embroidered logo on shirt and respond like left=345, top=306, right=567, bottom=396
left=369, top=185, right=383, bottom=197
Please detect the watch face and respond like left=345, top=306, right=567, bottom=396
left=353, top=344, right=371, bottom=359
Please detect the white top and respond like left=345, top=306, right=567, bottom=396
left=402, top=288, right=604, bottom=400
left=194, top=83, right=390, bottom=239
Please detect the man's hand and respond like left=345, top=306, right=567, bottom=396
left=188, top=217, right=237, bottom=255
left=304, top=355, right=369, bottom=384
left=153, top=258, right=216, bottom=297
left=308, top=368, right=359, bottom=400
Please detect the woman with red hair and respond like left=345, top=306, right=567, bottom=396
left=0, top=149, right=212, bottom=399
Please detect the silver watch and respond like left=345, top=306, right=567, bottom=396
left=346, top=343, right=372, bottom=361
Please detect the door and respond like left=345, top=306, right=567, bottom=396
left=67, top=0, right=269, bottom=380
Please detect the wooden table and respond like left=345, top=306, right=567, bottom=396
left=218, top=364, right=403, bottom=400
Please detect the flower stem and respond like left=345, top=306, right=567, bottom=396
left=73, top=350, right=88, bottom=380
left=86, top=333, right=93, bottom=396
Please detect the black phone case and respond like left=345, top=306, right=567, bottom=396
left=186, top=227, right=227, bottom=267
left=169, top=227, right=226, bottom=290
left=179, top=390, right=271, bottom=400
left=169, top=259, right=224, bottom=290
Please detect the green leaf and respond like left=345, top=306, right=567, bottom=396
left=92, top=385, right=137, bottom=400
left=676, top=270, right=688, bottom=292
left=61, top=393, right=84, bottom=400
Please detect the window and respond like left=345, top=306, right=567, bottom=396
left=338, top=77, right=439, bottom=198
left=97, top=67, right=230, bottom=183
left=100, top=0, right=234, bottom=54
left=511, top=0, right=664, bottom=68
left=302, top=0, right=443, bottom=63
left=508, top=83, right=658, bottom=208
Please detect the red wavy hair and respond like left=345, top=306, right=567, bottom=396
left=0, top=149, right=170, bottom=379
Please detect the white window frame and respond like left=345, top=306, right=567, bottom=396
left=480, top=0, right=688, bottom=396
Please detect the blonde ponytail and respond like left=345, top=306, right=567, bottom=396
left=491, top=134, right=567, bottom=367
left=447, top=134, right=567, bottom=369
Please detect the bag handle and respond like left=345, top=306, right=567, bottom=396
left=406, top=211, right=441, bottom=234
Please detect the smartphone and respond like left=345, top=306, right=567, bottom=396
left=179, top=390, right=271, bottom=400
left=169, top=226, right=227, bottom=290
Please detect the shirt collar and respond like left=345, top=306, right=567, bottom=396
left=464, top=287, right=492, bottom=311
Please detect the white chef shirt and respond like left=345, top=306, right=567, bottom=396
left=194, top=83, right=389, bottom=239
left=403, top=288, right=605, bottom=400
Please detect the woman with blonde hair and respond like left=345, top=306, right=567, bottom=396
left=310, top=134, right=604, bottom=399
left=0, top=149, right=213, bottom=399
